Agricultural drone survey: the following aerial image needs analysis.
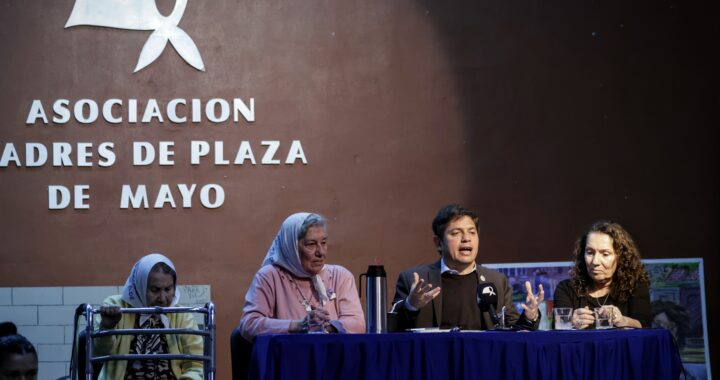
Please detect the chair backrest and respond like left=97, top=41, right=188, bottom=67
left=230, top=326, right=253, bottom=380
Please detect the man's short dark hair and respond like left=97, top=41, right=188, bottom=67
left=432, top=204, right=479, bottom=238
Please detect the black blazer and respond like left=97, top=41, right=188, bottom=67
left=391, top=260, right=539, bottom=331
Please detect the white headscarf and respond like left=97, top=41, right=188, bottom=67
left=261, top=212, right=330, bottom=305
left=122, top=253, right=181, bottom=308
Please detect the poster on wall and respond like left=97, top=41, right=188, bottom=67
left=486, top=258, right=710, bottom=380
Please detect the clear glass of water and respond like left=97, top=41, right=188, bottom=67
left=553, top=307, right=573, bottom=330
left=307, top=309, right=325, bottom=334
left=594, top=305, right=614, bottom=329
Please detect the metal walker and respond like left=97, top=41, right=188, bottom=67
left=71, top=303, right=216, bottom=380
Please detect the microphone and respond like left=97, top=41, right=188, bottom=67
left=477, top=282, right=514, bottom=330
left=476, top=282, right=500, bottom=324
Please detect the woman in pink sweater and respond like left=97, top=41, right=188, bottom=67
left=239, top=213, right=365, bottom=340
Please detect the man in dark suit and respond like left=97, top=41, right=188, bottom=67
left=391, top=204, right=544, bottom=330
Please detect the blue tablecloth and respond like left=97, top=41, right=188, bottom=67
left=249, top=329, right=682, bottom=380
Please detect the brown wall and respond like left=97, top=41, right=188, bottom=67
left=1, top=0, right=717, bottom=377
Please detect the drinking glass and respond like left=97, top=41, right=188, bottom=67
left=553, top=307, right=573, bottom=330
left=307, top=309, right=325, bottom=334
left=594, top=305, right=614, bottom=329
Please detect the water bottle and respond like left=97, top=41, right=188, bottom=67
left=358, top=265, right=387, bottom=333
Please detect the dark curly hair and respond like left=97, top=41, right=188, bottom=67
left=569, top=220, right=649, bottom=302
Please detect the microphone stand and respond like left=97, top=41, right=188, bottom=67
left=491, top=306, right=514, bottom=331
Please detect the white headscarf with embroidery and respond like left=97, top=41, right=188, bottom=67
left=121, top=253, right=180, bottom=327
left=261, top=212, right=329, bottom=305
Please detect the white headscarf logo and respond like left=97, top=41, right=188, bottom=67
left=65, top=0, right=205, bottom=73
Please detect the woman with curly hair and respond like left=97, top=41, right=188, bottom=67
left=554, top=221, right=650, bottom=329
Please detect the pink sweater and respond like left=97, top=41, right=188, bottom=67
left=240, top=264, right=365, bottom=340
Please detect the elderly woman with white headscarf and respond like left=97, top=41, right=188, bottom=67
left=239, top=212, right=365, bottom=340
left=94, top=253, right=203, bottom=380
